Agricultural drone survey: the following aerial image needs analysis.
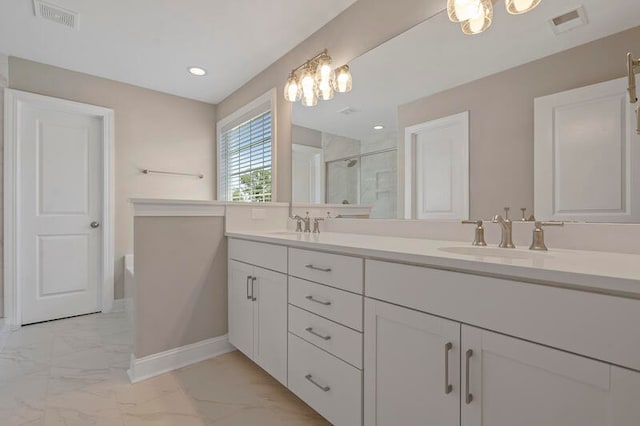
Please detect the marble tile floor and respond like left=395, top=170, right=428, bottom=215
left=0, top=311, right=329, bottom=425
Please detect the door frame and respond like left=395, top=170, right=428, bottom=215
left=4, top=89, right=115, bottom=328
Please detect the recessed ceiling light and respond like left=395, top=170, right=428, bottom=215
left=373, top=125, right=385, bottom=130
left=188, top=66, right=207, bottom=76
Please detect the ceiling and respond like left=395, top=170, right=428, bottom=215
left=0, top=0, right=357, bottom=103
left=293, top=0, right=640, bottom=142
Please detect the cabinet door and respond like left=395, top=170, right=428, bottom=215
left=228, top=260, right=254, bottom=359
left=253, top=266, right=288, bottom=385
left=461, top=325, right=640, bottom=426
left=364, top=299, right=460, bottom=426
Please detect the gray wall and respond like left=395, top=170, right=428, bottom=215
left=216, top=0, right=444, bottom=203
left=0, top=54, right=7, bottom=317
left=133, top=216, right=227, bottom=358
left=7, top=58, right=217, bottom=302
left=398, top=26, right=640, bottom=220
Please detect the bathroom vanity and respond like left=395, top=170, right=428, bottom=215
left=227, top=231, right=640, bottom=426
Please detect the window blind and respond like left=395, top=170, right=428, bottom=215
left=219, top=110, right=272, bottom=202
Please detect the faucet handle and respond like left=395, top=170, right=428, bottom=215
left=530, top=221, right=564, bottom=251
left=504, top=207, right=511, bottom=221
left=462, top=220, right=487, bottom=247
left=312, top=217, right=324, bottom=234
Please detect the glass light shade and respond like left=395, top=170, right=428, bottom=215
left=461, top=0, right=493, bottom=34
left=506, top=0, right=541, bottom=14
left=334, top=65, right=352, bottom=93
left=315, top=56, right=335, bottom=101
left=447, top=0, right=482, bottom=23
left=284, top=73, right=301, bottom=102
left=300, top=67, right=318, bottom=107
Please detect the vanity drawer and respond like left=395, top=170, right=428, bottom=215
left=289, top=248, right=363, bottom=293
left=289, top=277, right=363, bottom=331
left=288, top=333, right=362, bottom=426
left=288, top=305, right=363, bottom=369
left=228, top=238, right=287, bottom=273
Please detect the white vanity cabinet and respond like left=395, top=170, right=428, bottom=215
left=461, top=325, right=640, bottom=426
left=228, top=240, right=288, bottom=386
left=364, top=299, right=460, bottom=426
left=364, top=260, right=640, bottom=426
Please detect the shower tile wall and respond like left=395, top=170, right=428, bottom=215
left=361, top=149, right=397, bottom=219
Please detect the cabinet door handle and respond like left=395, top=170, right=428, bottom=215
left=305, top=264, right=332, bottom=272
left=444, top=342, right=453, bottom=395
left=465, top=349, right=474, bottom=405
left=246, top=276, right=252, bottom=300
left=305, top=374, right=330, bottom=392
left=305, top=295, right=332, bottom=306
left=251, top=277, right=257, bottom=301
left=306, top=327, right=331, bottom=341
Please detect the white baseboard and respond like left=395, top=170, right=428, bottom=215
left=127, top=335, right=235, bottom=383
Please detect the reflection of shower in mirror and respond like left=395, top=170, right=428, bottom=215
left=627, top=52, right=640, bottom=134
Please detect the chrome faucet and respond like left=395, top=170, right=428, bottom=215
left=302, top=212, right=311, bottom=233
left=492, top=207, right=515, bottom=248
left=292, top=215, right=304, bottom=232
left=312, top=217, right=324, bottom=234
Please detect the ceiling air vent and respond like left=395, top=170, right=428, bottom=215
left=33, top=0, right=79, bottom=30
left=549, top=7, right=587, bottom=35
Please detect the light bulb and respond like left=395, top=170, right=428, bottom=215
left=334, top=65, right=352, bottom=93
left=315, top=55, right=335, bottom=101
left=461, top=0, right=493, bottom=34
left=284, top=73, right=301, bottom=102
left=447, top=0, right=482, bottom=23
left=506, top=0, right=541, bottom=15
left=300, top=66, right=318, bottom=107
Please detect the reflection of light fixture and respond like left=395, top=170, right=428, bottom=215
left=188, top=66, right=207, bottom=76
left=448, top=0, right=542, bottom=35
left=283, top=49, right=352, bottom=107
left=373, top=125, right=384, bottom=130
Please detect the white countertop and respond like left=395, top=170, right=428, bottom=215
left=226, top=231, right=640, bottom=298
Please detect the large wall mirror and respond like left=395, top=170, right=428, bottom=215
left=291, top=0, right=640, bottom=222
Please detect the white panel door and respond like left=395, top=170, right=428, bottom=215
left=461, top=325, right=640, bottom=426
left=535, top=77, right=640, bottom=222
left=404, top=111, right=469, bottom=220
left=20, top=104, right=103, bottom=324
left=253, top=266, right=287, bottom=386
left=228, top=260, right=255, bottom=359
left=364, top=299, right=460, bottom=426
left=292, top=144, right=323, bottom=203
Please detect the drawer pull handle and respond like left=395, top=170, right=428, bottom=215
left=465, top=349, right=473, bottom=405
left=305, top=295, right=332, bottom=306
left=305, top=264, right=332, bottom=272
left=246, top=276, right=252, bottom=300
left=305, top=374, right=330, bottom=392
left=444, top=342, right=453, bottom=395
left=306, top=327, right=331, bottom=341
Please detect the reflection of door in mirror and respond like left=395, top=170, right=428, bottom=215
left=292, top=144, right=323, bottom=203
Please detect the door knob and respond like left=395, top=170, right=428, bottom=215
left=90, top=221, right=100, bottom=229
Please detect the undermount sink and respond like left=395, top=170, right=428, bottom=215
left=439, top=246, right=551, bottom=260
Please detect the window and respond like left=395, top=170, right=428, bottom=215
left=217, top=90, right=275, bottom=202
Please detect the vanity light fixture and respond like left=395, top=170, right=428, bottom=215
left=188, top=66, right=207, bottom=76
left=448, top=0, right=542, bottom=35
left=284, top=49, right=352, bottom=107
left=373, top=125, right=385, bottom=130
